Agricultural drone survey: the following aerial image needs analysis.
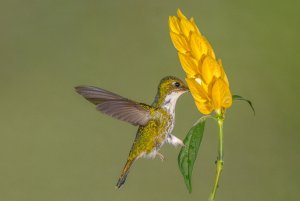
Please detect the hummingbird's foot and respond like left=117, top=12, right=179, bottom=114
left=156, top=152, right=165, bottom=162
left=167, top=134, right=185, bottom=147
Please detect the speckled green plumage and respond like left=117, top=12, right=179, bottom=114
left=127, top=76, right=185, bottom=160
left=153, top=76, right=183, bottom=107
left=76, top=76, right=188, bottom=188
left=113, top=76, right=189, bottom=189
left=128, top=108, right=171, bottom=161
left=114, top=76, right=189, bottom=188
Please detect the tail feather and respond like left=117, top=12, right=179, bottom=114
left=116, top=159, right=134, bottom=188
left=116, top=172, right=129, bottom=189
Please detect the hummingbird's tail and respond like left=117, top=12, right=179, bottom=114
left=116, top=159, right=134, bottom=188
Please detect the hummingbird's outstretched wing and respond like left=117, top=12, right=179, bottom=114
left=75, top=86, right=152, bottom=126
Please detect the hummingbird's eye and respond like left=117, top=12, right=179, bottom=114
left=174, top=82, right=180, bottom=87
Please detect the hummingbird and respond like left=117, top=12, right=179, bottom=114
left=75, top=76, right=189, bottom=188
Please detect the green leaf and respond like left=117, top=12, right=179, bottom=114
left=232, top=95, right=255, bottom=115
left=178, top=116, right=210, bottom=193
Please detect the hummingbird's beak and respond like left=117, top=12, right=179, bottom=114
left=184, top=84, right=190, bottom=92
left=182, top=85, right=190, bottom=93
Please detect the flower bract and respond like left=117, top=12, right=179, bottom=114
left=169, top=9, right=232, bottom=114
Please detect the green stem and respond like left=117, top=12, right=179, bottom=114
left=208, top=117, right=224, bottom=201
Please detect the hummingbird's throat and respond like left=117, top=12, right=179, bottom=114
left=161, top=91, right=185, bottom=114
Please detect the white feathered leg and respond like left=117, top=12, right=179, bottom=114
left=167, top=134, right=185, bottom=147
left=156, top=152, right=165, bottom=162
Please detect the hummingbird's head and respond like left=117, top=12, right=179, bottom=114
left=158, top=76, right=189, bottom=95
left=153, top=76, right=189, bottom=108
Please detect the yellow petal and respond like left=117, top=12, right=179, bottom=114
left=190, top=18, right=202, bottom=35
left=203, top=36, right=216, bottom=59
left=190, top=32, right=208, bottom=60
left=202, top=55, right=222, bottom=84
left=186, top=78, right=213, bottom=114
left=169, top=16, right=181, bottom=34
left=179, top=18, right=195, bottom=38
left=170, top=32, right=189, bottom=53
left=218, top=59, right=229, bottom=86
left=194, top=100, right=214, bottom=114
left=177, top=9, right=187, bottom=20
left=211, top=78, right=232, bottom=110
left=186, top=78, right=210, bottom=103
left=178, top=53, right=198, bottom=76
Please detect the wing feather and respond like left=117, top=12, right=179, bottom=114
left=75, top=86, right=125, bottom=104
left=75, top=86, right=151, bottom=126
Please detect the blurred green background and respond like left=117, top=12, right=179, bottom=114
left=0, top=1, right=299, bottom=201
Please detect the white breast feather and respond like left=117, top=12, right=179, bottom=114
left=144, top=91, right=185, bottom=159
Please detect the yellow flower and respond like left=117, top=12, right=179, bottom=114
left=169, top=9, right=232, bottom=115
